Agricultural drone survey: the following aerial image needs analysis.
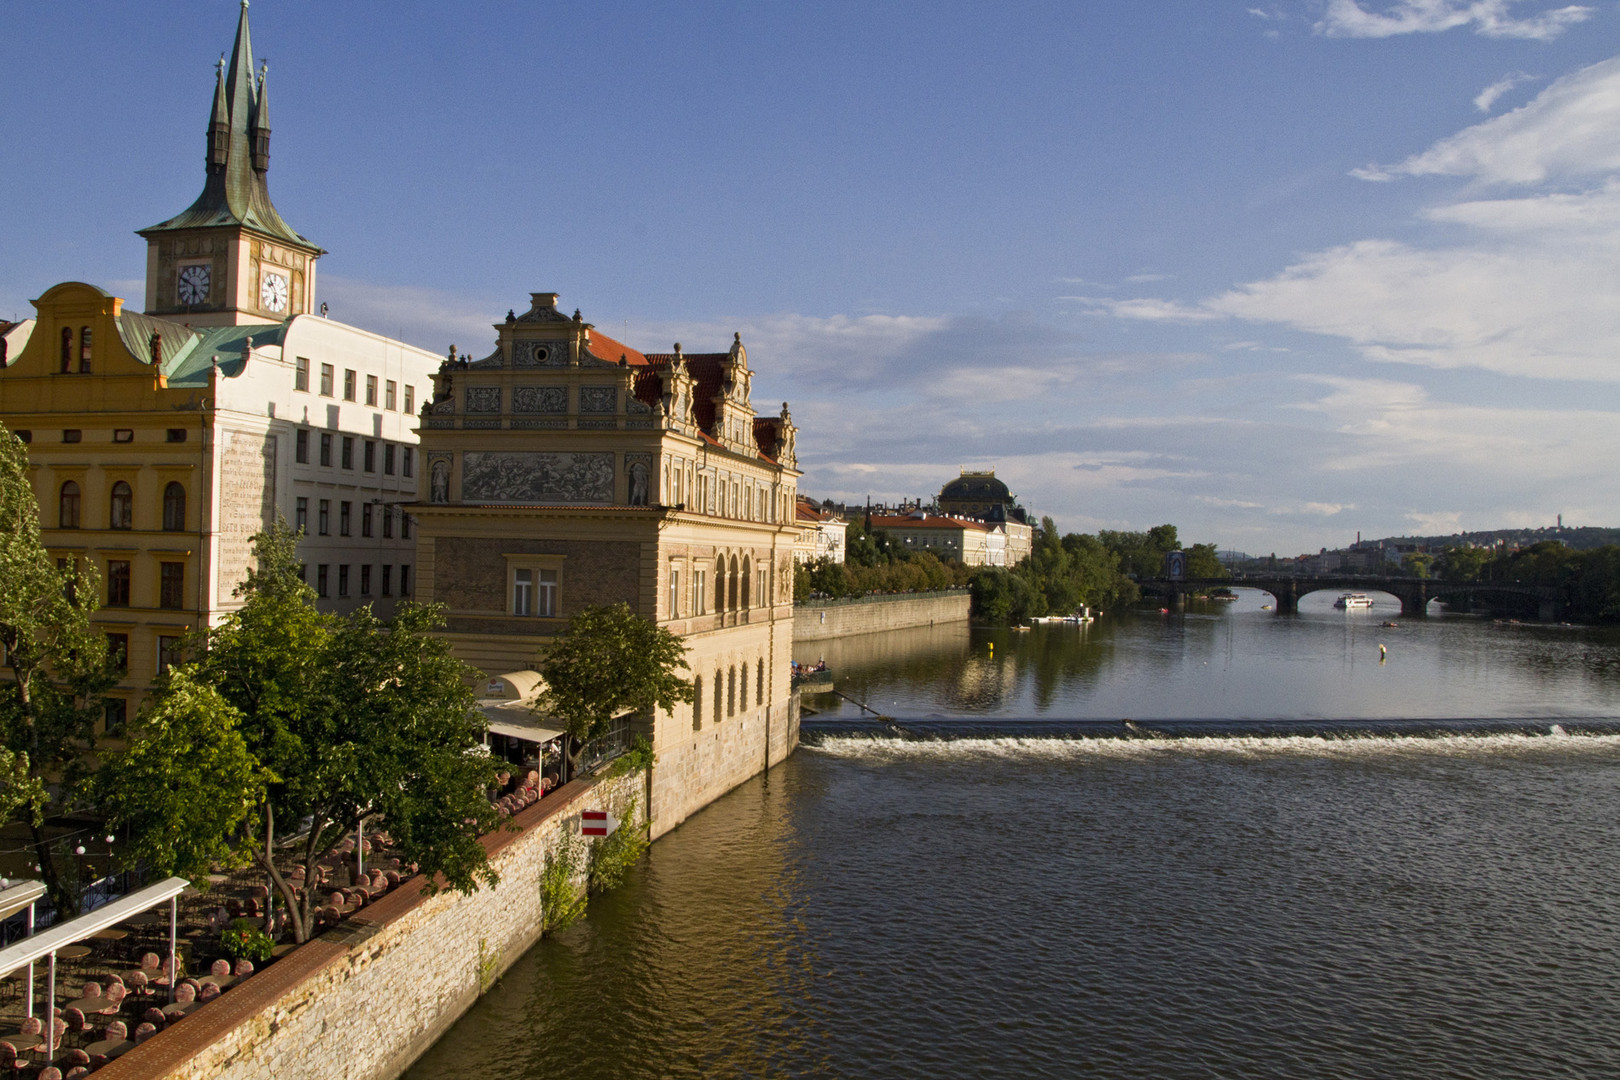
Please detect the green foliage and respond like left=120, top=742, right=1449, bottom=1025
left=193, top=520, right=500, bottom=942
left=1184, top=543, right=1228, bottom=580
left=97, top=668, right=271, bottom=885
left=0, top=422, right=116, bottom=915
left=1098, top=524, right=1181, bottom=579
left=606, top=735, right=656, bottom=780
left=540, top=832, right=586, bottom=935
left=220, top=918, right=274, bottom=963
left=536, top=603, right=693, bottom=746
left=1435, top=545, right=1490, bottom=582
left=970, top=518, right=1140, bottom=624
left=797, top=552, right=968, bottom=601
left=476, top=937, right=502, bottom=992
left=1401, top=551, right=1434, bottom=579
left=588, top=794, right=649, bottom=894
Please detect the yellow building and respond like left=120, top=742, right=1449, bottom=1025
left=0, top=5, right=440, bottom=729
left=869, top=510, right=1010, bottom=566
left=413, top=293, right=801, bottom=837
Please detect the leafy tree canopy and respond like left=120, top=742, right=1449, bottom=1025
left=536, top=602, right=694, bottom=749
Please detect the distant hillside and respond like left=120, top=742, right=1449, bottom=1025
left=1371, top=526, right=1620, bottom=552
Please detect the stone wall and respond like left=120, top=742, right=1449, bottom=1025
left=650, top=690, right=798, bottom=839
left=793, top=590, right=970, bottom=642
left=96, top=767, right=646, bottom=1080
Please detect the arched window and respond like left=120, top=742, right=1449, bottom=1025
left=109, top=481, right=133, bottom=530
left=728, top=666, right=737, bottom=718
left=740, top=663, right=748, bottom=712
left=742, top=557, right=752, bottom=609
left=59, top=328, right=72, bottom=373
left=59, top=481, right=81, bottom=528
left=728, top=555, right=740, bottom=611
left=757, top=658, right=765, bottom=706
left=162, top=482, right=186, bottom=531
left=714, top=557, right=727, bottom=613
left=692, top=676, right=703, bottom=731
left=79, top=327, right=92, bottom=373
left=713, top=671, right=723, bottom=722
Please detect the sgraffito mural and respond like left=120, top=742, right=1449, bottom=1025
left=461, top=451, right=614, bottom=504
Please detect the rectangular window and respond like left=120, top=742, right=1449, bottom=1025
left=340, top=501, right=352, bottom=536
left=385, top=380, right=397, bottom=410
left=361, top=505, right=373, bottom=538
left=106, top=633, right=128, bottom=674
left=669, top=566, right=681, bottom=618
left=537, top=568, right=557, bottom=617
left=365, top=375, right=378, bottom=407
left=157, top=636, right=181, bottom=675
left=166, top=428, right=187, bottom=443
left=360, top=564, right=372, bottom=596
left=320, top=433, right=333, bottom=467
left=295, top=356, right=309, bottom=392
left=363, top=440, right=376, bottom=472
left=104, top=698, right=127, bottom=737
left=318, top=499, right=330, bottom=535
left=113, top=429, right=133, bottom=443
left=298, top=563, right=307, bottom=584
left=400, top=564, right=411, bottom=596
left=404, top=385, right=415, bottom=415
left=338, top=565, right=350, bottom=598
left=62, top=429, right=81, bottom=443
left=382, top=508, right=394, bottom=539
left=319, top=363, right=334, bottom=396
left=341, top=436, right=354, bottom=470
left=381, top=565, right=393, bottom=596
left=343, top=369, right=357, bottom=401
left=107, top=560, right=130, bottom=607
left=295, top=497, right=308, bottom=533
left=383, top=444, right=396, bottom=476
left=317, top=564, right=329, bottom=597
left=14, top=431, right=29, bottom=444
left=159, top=562, right=184, bottom=609
left=401, top=514, right=412, bottom=540
left=402, top=447, right=414, bottom=478
left=296, top=428, right=310, bottom=463
left=513, top=569, right=533, bottom=616
left=694, top=569, right=707, bottom=615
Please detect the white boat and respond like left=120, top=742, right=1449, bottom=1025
left=1334, top=593, right=1374, bottom=610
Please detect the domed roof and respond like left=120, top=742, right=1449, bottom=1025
left=940, top=471, right=1011, bottom=502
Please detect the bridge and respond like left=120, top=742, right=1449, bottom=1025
left=1136, top=575, right=1564, bottom=620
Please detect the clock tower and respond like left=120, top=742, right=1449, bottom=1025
left=137, top=1, right=323, bottom=327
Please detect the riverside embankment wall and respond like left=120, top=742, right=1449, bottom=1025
left=793, top=590, right=970, bottom=642
left=97, top=767, right=645, bottom=1080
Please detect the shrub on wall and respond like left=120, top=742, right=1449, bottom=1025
left=540, top=833, right=586, bottom=935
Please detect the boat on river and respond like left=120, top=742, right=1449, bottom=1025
left=1334, top=593, right=1374, bottom=610
left=792, top=666, right=833, bottom=691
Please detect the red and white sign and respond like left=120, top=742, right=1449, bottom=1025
left=581, top=809, right=620, bottom=837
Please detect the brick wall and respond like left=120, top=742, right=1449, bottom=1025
left=96, top=768, right=646, bottom=1080
left=793, top=591, right=970, bottom=642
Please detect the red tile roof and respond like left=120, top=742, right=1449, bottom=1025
left=582, top=329, right=649, bottom=367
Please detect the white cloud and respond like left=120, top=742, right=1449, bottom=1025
left=1063, top=296, right=1222, bottom=322
left=1473, top=71, right=1538, bottom=112
left=1297, top=502, right=1353, bottom=516
left=318, top=275, right=495, bottom=355
left=1315, top=0, right=1592, bottom=40
left=1124, top=273, right=1173, bottom=284
left=1362, top=56, right=1620, bottom=185
left=1406, top=510, right=1465, bottom=533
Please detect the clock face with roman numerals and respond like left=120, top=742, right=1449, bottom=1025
left=177, top=264, right=210, bottom=306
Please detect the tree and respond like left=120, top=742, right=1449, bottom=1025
left=1185, top=543, right=1228, bottom=580
left=0, top=423, right=114, bottom=916
left=1401, top=552, right=1434, bottom=579
left=97, top=668, right=271, bottom=885
left=194, top=521, right=501, bottom=942
left=536, top=603, right=693, bottom=782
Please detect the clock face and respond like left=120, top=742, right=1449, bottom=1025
left=260, top=271, right=289, bottom=314
left=177, top=264, right=210, bottom=306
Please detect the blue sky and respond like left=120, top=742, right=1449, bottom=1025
left=5, top=1, right=1620, bottom=555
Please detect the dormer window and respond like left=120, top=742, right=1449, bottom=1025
left=79, top=327, right=92, bottom=373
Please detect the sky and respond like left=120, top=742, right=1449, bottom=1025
left=5, top=0, right=1620, bottom=556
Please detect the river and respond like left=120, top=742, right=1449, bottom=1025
left=406, top=591, right=1620, bottom=1079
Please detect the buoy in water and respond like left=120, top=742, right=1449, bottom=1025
left=1378, top=643, right=1387, bottom=663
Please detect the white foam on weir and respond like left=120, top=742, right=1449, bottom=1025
left=808, top=732, right=1620, bottom=762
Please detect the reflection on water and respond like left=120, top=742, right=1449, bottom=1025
left=405, top=599, right=1620, bottom=1080
left=798, top=592, right=1620, bottom=722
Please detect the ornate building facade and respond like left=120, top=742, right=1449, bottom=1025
left=0, top=4, right=439, bottom=725
left=412, top=293, right=801, bottom=836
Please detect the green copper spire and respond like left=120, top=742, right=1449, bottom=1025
left=140, top=0, right=316, bottom=251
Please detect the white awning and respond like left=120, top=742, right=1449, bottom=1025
left=478, top=670, right=564, bottom=744
left=0, top=877, right=189, bottom=978
left=0, top=881, right=47, bottom=924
